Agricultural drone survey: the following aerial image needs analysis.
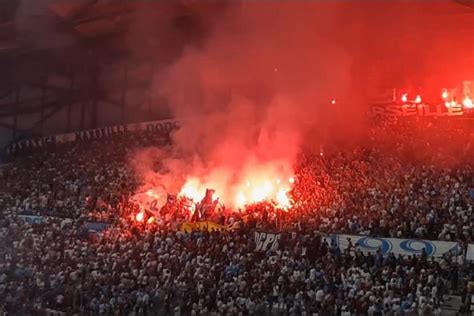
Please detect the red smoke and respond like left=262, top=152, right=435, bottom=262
left=130, top=1, right=473, bottom=210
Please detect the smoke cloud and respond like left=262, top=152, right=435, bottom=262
left=130, top=1, right=473, bottom=207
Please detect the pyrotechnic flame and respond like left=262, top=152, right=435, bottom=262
left=276, top=188, right=291, bottom=209
left=450, top=100, right=457, bottom=107
left=179, top=178, right=204, bottom=201
left=236, top=192, right=246, bottom=208
left=331, top=99, right=336, bottom=105
left=463, top=96, right=473, bottom=109
left=251, top=185, right=268, bottom=202
left=414, top=95, right=422, bottom=104
left=179, top=172, right=294, bottom=210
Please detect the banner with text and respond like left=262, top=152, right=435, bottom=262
left=255, top=231, right=281, bottom=252
left=335, top=234, right=465, bottom=258
left=6, top=118, right=181, bottom=154
left=370, top=103, right=468, bottom=117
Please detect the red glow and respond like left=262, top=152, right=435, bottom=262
left=331, top=99, right=336, bottom=105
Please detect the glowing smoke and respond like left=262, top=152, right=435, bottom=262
left=130, top=1, right=474, bottom=210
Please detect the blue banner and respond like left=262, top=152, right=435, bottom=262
left=334, top=234, right=465, bottom=258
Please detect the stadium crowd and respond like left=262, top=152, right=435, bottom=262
left=0, top=118, right=473, bottom=315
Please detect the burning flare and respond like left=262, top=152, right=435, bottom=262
left=401, top=93, right=408, bottom=103
left=135, top=212, right=145, bottom=222
left=441, top=89, right=449, bottom=100
left=463, top=96, right=473, bottom=109
left=178, top=170, right=294, bottom=210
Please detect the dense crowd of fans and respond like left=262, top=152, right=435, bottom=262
left=0, top=118, right=473, bottom=315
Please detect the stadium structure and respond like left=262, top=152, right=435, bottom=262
left=0, top=0, right=229, bottom=158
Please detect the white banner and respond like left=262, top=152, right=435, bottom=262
left=371, top=103, right=464, bottom=117
left=255, top=231, right=281, bottom=252
left=467, top=244, right=474, bottom=261
left=6, top=118, right=181, bottom=154
left=335, top=234, right=465, bottom=258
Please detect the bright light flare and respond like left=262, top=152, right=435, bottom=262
left=235, top=192, right=246, bottom=208
left=135, top=212, right=145, bottom=222
left=401, top=93, right=408, bottom=103
left=463, top=96, right=473, bottom=109
left=147, top=216, right=155, bottom=224
left=251, top=186, right=268, bottom=202
left=239, top=176, right=293, bottom=209
left=414, top=95, right=422, bottom=104
left=180, top=175, right=294, bottom=210
left=331, top=99, right=336, bottom=105
left=276, top=188, right=291, bottom=209
left=248, top=180, right=274, bottom=202
left=179, top=178, right=204, bottom=202
left=441, top=89, right=449, bottom=100
left=177, top=164, right=295, bottom=210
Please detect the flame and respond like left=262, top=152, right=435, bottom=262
left=414, top=95, right=422, bottom=104
left=276, top=188, right=291, bottom=209
left=251, top=185, right=268, bottom=202
left=178, top=171, right=294, bottom=210
left=235, top=192, right=246, bottom=208
left=331, top=99, right=336, bottom=105
left=179, top=178, right=204, bottom=201
left=135, top=212, right=145, bottom=222
left=463, top=96, right=473, bottom=109
left=239, top=177, right=292, bottom=209
left=147, top=216, right=155, bottom=224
